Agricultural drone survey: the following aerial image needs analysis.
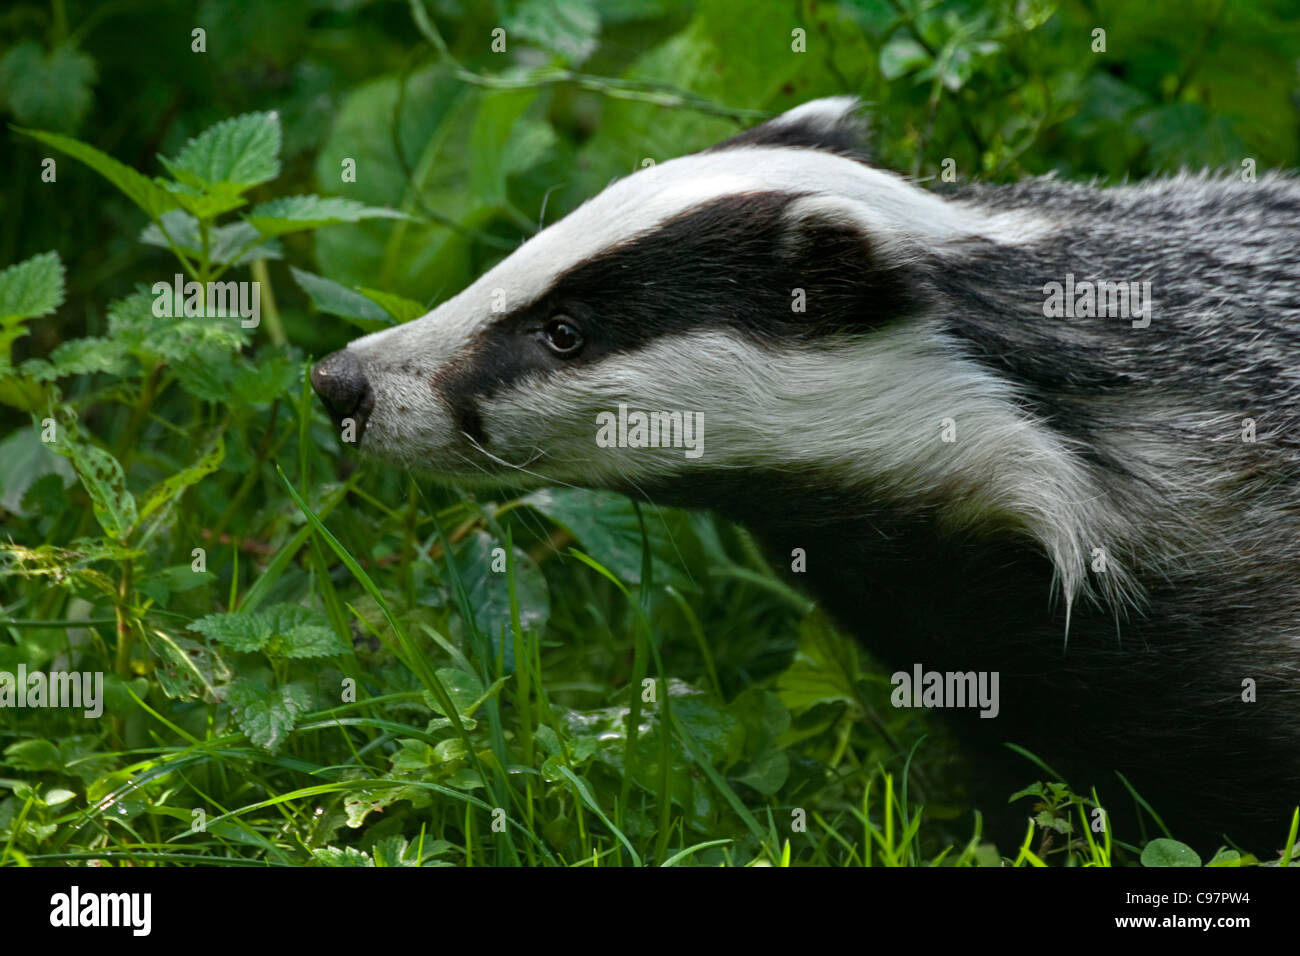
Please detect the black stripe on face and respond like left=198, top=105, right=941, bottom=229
left=435, top=189, right=920, bottom=439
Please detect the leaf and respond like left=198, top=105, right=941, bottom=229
left=735, top=748, right=789, bottom=796
left=0, top=42, right=96, bottom=132
left=245, top=195, right=408, bottom=238
left=142, top=631, right=229, bottom=702
left=457, top=531, right=550, bottom=671
left=522, top=487, right=701, bottom=587
left=0, top=251, right=65, bottom=364
left=134, top=434, right=224, bottom=530
left=13, top=127, right=179, bottom=221
left=879, top=36, right=931, bottom=80
left=157, top=179, right=248, bottom=220
left=223, top=679, right=312, bottom=752
left=775, top=611, right=860, bottom=715
left=1140, top=838, right=1202, bottom=868
left=159, top=111, right=281, bottom=193
left=312, top=846, right=374, bottom=867
left=0, top=425, right=74, bottom=516
left=57, top=439, right=137, bottom=540
left=356, top=287, right=428, bottom=324
left=261, top=604, right=350, bottom=659
left=189, top=610, right=270, bottom=653
left=504, top=0, right=601, bottom=65
left=19, top=337, right=132, bottom=382
left=289, top=267, right=395, bottom=332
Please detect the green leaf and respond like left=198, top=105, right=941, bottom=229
left=0, top=418, right=74, bottom=516
left=879, top=36, right=931, bottom=80
left=141, top=212, right=283, bottom=265
left=1140, top=838, right=1203, bottom=867
left=189, top=610, right=270, bottom=653
left=134, top=434, right=224, bottom=530
left=156, top=180, right=247, bottom=220
left=13, top=127, right=179, bottom=221
left=504, top=0, right=601, bottom=65
left=735, top=748, right=789, bottom=795
left=522, top=487, right=701, bottom=587
left=312, top=846, right=374, bottom=867
left=0, top=42, right=96, bottom=132
left=57, top=438, right=137, bottom=540
left=289, top=267, right=395, bottom=332
left=245, top=195, right=408, bottom=238
left=19, top=337, right=132, bottom=382
left=261, top=604, right=350, bottom=659
left=776, top=611, right=860, bottom=715
left=456, top=531, right=550, bottom=671
left=223, top=678, right=312, bottom=752
left=356, top=287, right=428, bottom=324
left=160, top=111, right=281, bottom=193
left=142, top=631, right=229, bottom=702
left=0, top=251, right=65, bottom=364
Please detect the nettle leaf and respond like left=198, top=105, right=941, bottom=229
left=107, top=288, right=250, bottom=365
left=312, top=846, right=374, bottom=867
left=156, top=180, right=247, bottom=220
left=55, top=438, right=137, bottom=540
left=261, top=604, right=350, bottom=659
left=14, top=128, right=179, bottom=221
left=143, top=630, right=229, bottom=702
left=160, top=111, right=281, bottom=193
left=223, top=678, right=312, bottom=752
left=356, top=287, right=428, bottom=324
left=245, top=195, right=408, bottom=238
left=0, top=42, right=96, bottom=132
left=0, top=251, right=65, bottom=365
left=19, top=337, right=132, bottom=382
left=190, top=610, right=271, bottom=652
left=289, top=267, right=395, bottom=332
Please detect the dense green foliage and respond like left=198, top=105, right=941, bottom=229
left=2, top=0, right=1299, bottom=866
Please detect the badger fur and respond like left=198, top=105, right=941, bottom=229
left=312, top=97, right=1300, bottom=852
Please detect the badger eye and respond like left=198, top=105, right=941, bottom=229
left=542, top=317, right=583, bottom=356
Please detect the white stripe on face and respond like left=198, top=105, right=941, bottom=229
left=343, top=145, right=1055, bottom=379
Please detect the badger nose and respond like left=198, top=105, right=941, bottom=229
left=311, top=350, right=373, bottom=433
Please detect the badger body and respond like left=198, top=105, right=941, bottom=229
left=312, top=98, right=1300, bottom=851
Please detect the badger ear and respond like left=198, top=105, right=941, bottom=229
left=776, top=194, right=918, bottom=327
left=709, top=96, right=871, bottom=161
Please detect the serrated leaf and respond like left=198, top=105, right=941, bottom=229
left=0, top=422, right=75, bottom=515
left=189, top=610, right=270, bottom=652
left=156, top=179, right=248, bottom=220
left=0, top=251, right=65, bottom=323
left=56, top=438, right=137, bottom=540
left=289, top=267, right=394, bottom=332
left=246, top=195, right=408, bottom=238
left=19, top=337, right=131, bottom=382
left=0, top=42, right=96, bottom=132
left=134, top=434, right=224, bottom=531
left=356, top=287, right=427, bottom=324
left=312, top=845, right=373, bottom=867
left=224, top=678, right=312, bottom=752
left=160, top=111, right=281, bottom=193
left=261, top=604, right=350, bottom=659
left=14, top=127, right=179, bottom=221
left=140, top=211, right=283, bottom=265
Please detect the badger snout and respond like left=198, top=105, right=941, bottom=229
left=311, top=349, right=374, bottom=438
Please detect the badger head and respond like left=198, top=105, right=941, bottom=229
left=309, top=97, right=1116, bottom=602
left=316, top=99, right=1012, bottom=488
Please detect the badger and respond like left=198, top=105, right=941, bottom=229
left=311, top=97, right=1300, bottom=854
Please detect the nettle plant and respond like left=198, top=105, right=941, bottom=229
left=0, top=112, right=424, bottom=752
